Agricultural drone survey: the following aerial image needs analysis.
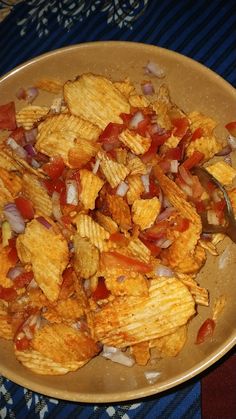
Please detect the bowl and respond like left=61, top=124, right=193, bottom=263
left=0, top=41, right=235, bottom=402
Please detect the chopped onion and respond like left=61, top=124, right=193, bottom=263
left=117, top=275, right=126, bottom=283
left=141, top=82, right=155, bottom=95
left=129, top=111, right=144, bottom=129
left=155, top=237, right=173, bottom=248
left=162, top=195, right=171, bottom=208
left=50, top=97, right=62, bottom=113
left=224, top=154, right=232, bottom=166
left=102, top=346, right=135, bottom=367
left=145, top=61, right=165, bottom=78
left=24, top=143, right=37, bottom=157
left=170, top=159, right=179, bottom=173
left=179, top=182, right=193, bottom=196
left=31, top=158, right=41, bottom=168
left=6, top=137, right=27, bottom=159
left=116, top=181, right=129, bottom=197
left=92, top=157, right=100, bottom=174
left=215, top=145, right=232, bottom=156
left=154, top=264, right=174, bottom=277
left=141, top=173, right=150, bottom=193
left=27, top=278, right=38, bottom=289
left=66, top=180, right=78, bottom=205
left=25, top=128, right=37, bottom=144
left=227, top=134, right=236, bottom=150
left=144, top=370, right=161, bottom=384
left=3, top=203, right=25, bottom=234
left=7, top=266, right=25, bottom=280
left=25, top=87, right=39, bottom=104
left=156, top=206, right=176, bottom=222
left=52, top=191, right=62, bottom=221
left=36, top=216, right=52, bottom=229
left=207, top=209, right=219, bottom=225
left=16, top=87, right=26, bottom=100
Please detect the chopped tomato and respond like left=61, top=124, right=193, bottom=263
left=214, top=199, right=226, bottom=213
left=120, top=112, right=134, bottom=125
left=195, top=200, right=207, bottom=213
left=42, top=155, right=65, bottom=180
left=92, top=277, right=110, bottom=301
left=0, top=285, right=17, bottom=301
left=196, top=318, right=215, bottom=344
left=191, top=127, right=204, bottom=141
left=142, top=177, right=160, bottom=199
left=109, top=232, right=129, bottom=246
left=43, top=178, right=65, bottom=195
left=60, top=267, right=76, bottom=299
left=173, top=217, right=190, bottom=232
left=101, top=251, right=152, bottom=273
left=136, top=117, right=150, bottom=136
left=171, top=117, right=189, bottom=137
left=59, top=187, right=67, bottom=206
left=182, top=151, right=204, bottom=170
left=11, top=126, right=25, bottom=144
left=7, top=238, right=18, bottom=264
left=15, top=335, right=31, bottom=351
left=0, top=101, right=17, bottom=130
left=139, top=235, right=161, bottom=257
left=164, top=146, right=182, bottom=160
left=13, top=271, right=34, bottom=289
left=142, top=132, right=170, bottom=163
left=99, top=122, right=124, bottom=150
left=225, top=121, right=236, bottom=137
left=145, top=221, right=168, bottom=241
left=15, top=196, right=34, bottom=220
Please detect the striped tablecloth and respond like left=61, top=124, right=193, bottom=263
left=0, top=1, right=235, bottom=418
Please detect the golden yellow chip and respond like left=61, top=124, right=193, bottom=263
left=188, top=111, right=217, bottom=136
left=127, top=156, right=147, bottom=175
left=16, top=105, right=49, bottom=130
left=0, top=301, right=13, bottom=340
left=206, top=161, right=236, bottom=186
left=130, top=341, right=150, bottom=366
left=132, top=197, right=161, bottom=230
left=22, top=173, right=52, bottom=217
left=44, top=298, right=85, bottom=323
left=129, top=94, right=150, bottom=108
left=186, top=135, right=221, bottom=161
left=0, top=182, right=13, bottom=214
left=0, top=147, right=22, bottom=171
left=126, top=175, right=144, bottom=205
left=75, top=213, right=110, bottom=251
left=106, top=193, right=132, bottom=231
left=73, top=234, right=99, bottom=279
left=16, top=218, right=69, bottom=302
left=127, top=237, right=151, bottom=263
left=103, top=267, right=148, bottom=297
left=64, top=73, right=130, bottom=129
left=178, top=273, right=209, bottom=306
left=212, top=295, right=226, bottom=321
left=229, top=187, right=236, bottom=216
left=35, top=78, right=64, bottom=94
left=152, top=84, right=173, bottom=130
left=79, top=169, right=104, bottom=210
left=98, top=151, right=129, bottom=188
left=15, top=348, right=86, bottom=375
left=0, top=167, right=22, bottom=196
left=119, top=129, right=151, bottom=155
left=95, top=211, right=118, bottom=234
left=90, top=277, right=195, bottom=347
left=0, top=245, right=15, bottom=288
left=150, top=325, right=187, bottom=358
left=114, top=78, right=136, bottom=98
left=115, top=148, right=128, bottom=165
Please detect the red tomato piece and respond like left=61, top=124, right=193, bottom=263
left=109, top=232, right=129, bottom=246
left=225, top=121, right=236, bottom=137
left=0, top=285, right=17, bottom=301
left=15, top=335, right=31, bottom=351
left=182, top=151, right=204, bottom=170
left=15, top=197, right=34, bottom=220
left=43, top=178, right=65, bottom=196
left=194, top=200, right=207, bottom=213
left=142, top=132, right=170, bottom=163
left=142, top=177, right=160, bottom=199
left=136, top=117, right=150, bottom=136
left=92, top=277, right=110, bottom=301
left=99, top=122, right=124, bottom=150
left=145, top=222, right=168, bottom=241
left=139, top=235, right=161, bottom=257
left=13, top=271, right=34, bottom=289
left=196, top=318, right=216, bottom=344
left=173, top=217, right=190, bottom=232
left=191, top=127, right=204, bottom=141
left=164, top=146, right=182, bottom=160
left=101, top=251, right=152, bottom=273
left=42, top=156, right=65, bottom=180
left=0, top=102, right=17, bottom=130
left=7, top=239, right=19, bottom=264
left=11, top=127, right=25, bottom=144
left=120, top=112, right=134, bottom=125
left=172, top=117, right=189, bottom=137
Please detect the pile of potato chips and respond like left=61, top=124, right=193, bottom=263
left=0, top=72, right=235, bottom=375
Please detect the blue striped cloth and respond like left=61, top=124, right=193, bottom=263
left=0, top=1, right=235, bottom=417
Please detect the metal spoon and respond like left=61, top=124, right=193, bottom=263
left=192, top=166, right=236, bottom=243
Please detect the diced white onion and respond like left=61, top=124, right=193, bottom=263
left=129, top=111, right=145, bottom=129
left=144, top=370, right=161, bottom=384
left=7, top=137, right=27, bottom=159
left=142, top=82, right=155, bottom=95
left=116, top=181, right=129, bottom=197
left=155, top=237, right=173, bottom=248
left=102, top=346, right=135, bottom=367
left=170, top=159, right=179, bottom=173
left=66, top=180, right=78, bottom=205
left=227, top=134, right=236, bottom=150
left=52, top=191, right=62, bottom=221
left=141, top=174, right=150, bottom=193
left=207, top=209, right=219, bottom=225
left=50, top=97, right=62, bottom=113
left=154, top=264, right=174, bottom=277
left=92, top=157, right=100, bottom=174
left=145, top=61, right=165, bottom=78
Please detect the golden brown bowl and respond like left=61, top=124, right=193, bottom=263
left=0, top=41, right=235, bottom=402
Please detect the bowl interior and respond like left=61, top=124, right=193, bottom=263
left=0, top=41, right=236, bottom=402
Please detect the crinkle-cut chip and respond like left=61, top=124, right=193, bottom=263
left=0, top=182, right=12, bottom=213
left=115, top=148, right=128, bottom=165
left=212, top=295, right=226, bottom=321
left=73, top=234, right=99, bottom=279
left=150, top=325, right=187, bottom=358
left=130, top=341, right=150, bottom=366
left=0, top=245, right=15, bottom=288
left=127, top=156, right=147, bottom=175
left=68, top=138, right=99, bottom=169
left=127, top=237, right=151, bottom=263
left=22, top=173, right=52, bottom=217
left=98, top=151, right=129, bottom=188
left=95, top=212, right=118, bottom=234
left=229, top=187, right=236, bottom=217
left=32, top=323, right=99, bottom=364
left=206, top=161, right=236, bottom=186
left=185, top=135, right=222, bottom=161
left=126, top=175, right=144, bottom=205
left=79, top=169, right=104, bottom=210
left=0, top=168, right=22, bottom=196
left=188, top=111, right=217, bottom=136
left=129, top=94, right=150, bottom=108
left=0, top=148, right=22, bottom=171
left=28, top=288, right=49, bottom=309
left=90, top=277, right=195, bottom=348
left=119, top=129, right=151, bottom=155
left=132, top=197, right=161, bottom=230
left=35, top=78, right=64, bottom=94
left=0, top=301, right=13, bottom=340
left=103, top=267, right=148, bottom=297
left=177, top=273, right=209, bottom=306
left=36, top=114, right=100, bottom=167
left=211, top=233, right=225, bottom=246
left=75, top=214, right=110, bottom=251
left=16, top=219, right=69, bottom=302
left=114, top=78, right=136, bottom=98
left=16, top=106, right=49, bottom=130
left=152, top=84, right=173, bottom=130
left=199, top=238, right=220, bottom=256
left=15, top=348, right=86, bottom=375
left=64, top=73, right=130, bottom=129
left=106, top=194, right=132, bottom=231
left=44, top=298, right=84, bottom=323
left=6, top=149, right=45, bottom=178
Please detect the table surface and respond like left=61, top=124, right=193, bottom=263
left=0, top=1, right=235, bottom=418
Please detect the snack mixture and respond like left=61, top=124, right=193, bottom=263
left=0, top=72, right=235, bottom=375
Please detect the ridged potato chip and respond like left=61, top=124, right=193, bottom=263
left=0, top=167, right=22, bottom=196
left=127, top=156, right=147, bottom=175
left=103, top=267, right=148, bottom=297
left=95, top=211, right=118, bottom=234
left=132, top=197, right=161, bottom=230
left=130, top=341, right=150, bottom=366
left=79, top=169, right=104, bottom=210
left=90, top=277, right=195, bottom=347
left=206, top=161, right=236, bottom=186
left=98, top=151, right=129, bottom=188
left=16, top=105, right=49, bottom=130
left=126, top=175, right=144, bottom=205
left=0, top=245, right=14, bottom=288
left=22, top=173, right=52, bottom=217
left=127, top=237, right=151, bottom=263
left=64, top=73, right=130, bottom=129
left=186, top=135, right=221, bottom=161
left=75, top=213, right=110, bottom=251
left=119, top=129, right=151, bottom=155
left=188, top=111, right=217, bottom=135
left=0, top=301, right=13, bottom=340
left=178, top=274, right=209, bottom=306
left=114, top=78, right=136, bottom=98
left=73, top=234, right=99, bottom=279
left=35, top=78, right=64, bottom=93
left=150, top=325, right=187, bottom=358
left=0, top=147, right=22, bottom=171
left=106, top=194, right=132, bottom=231
left=129, top=94, right=150, bottom=108
left=16, top=219, right=69, bottom=302
left=152, top=84, right=173, bottom=130
left=43, top=298, right=85, bottom=323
